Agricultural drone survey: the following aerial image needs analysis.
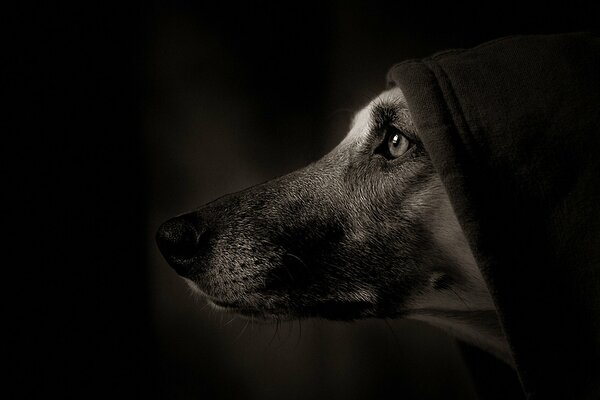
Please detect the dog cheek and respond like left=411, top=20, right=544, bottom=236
left=341, top=211, right=436, bottom=308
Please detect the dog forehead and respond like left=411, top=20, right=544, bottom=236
left=342, top=87, right=406, bottom=145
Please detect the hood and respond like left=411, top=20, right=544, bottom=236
left=387, top=33, right=600, bottom=399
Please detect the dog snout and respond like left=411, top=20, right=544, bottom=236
left=156, top=216, right=207, bottom=276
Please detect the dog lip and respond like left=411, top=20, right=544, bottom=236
left=206, top=298, right=377, bottom=320
left=301, top=300, right=375, bottom=320
left=210, top=299, right=238, bottom=307
left=214, top=301, right=374, bottom=321
left=209, top=298, right=247, bottom=311
left=405, top=308, right=499, bottom=322
left=407, top=308, right=497, bottom=315
left=207, top=299, right=275, bottom=320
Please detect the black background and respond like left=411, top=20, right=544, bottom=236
left=9, top=1, right=599, bottom=399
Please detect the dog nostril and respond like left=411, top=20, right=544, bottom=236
left=156, top=217, right=203, bottom=260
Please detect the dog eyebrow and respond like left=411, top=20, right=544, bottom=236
left=344, top=88, right=411, bottom=145
left=370, top=103, right=398, bottom=130
left=369, top=102, right=417, bottom=140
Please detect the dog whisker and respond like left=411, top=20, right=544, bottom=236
left=448, top=286, right=472, bottom=311
left=284, top=253, right=309, bottom=269
left=295, top=318, right=302, bottom=349
left=268, top=318, right=280, bottom=347
left=384, top=318, right=401, bottom=350
left=234, top=320, right=250, bottom=342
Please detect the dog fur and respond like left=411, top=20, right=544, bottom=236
left=157, top=87, right=512, bottom=365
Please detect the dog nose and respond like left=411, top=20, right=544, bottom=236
left=156, top=217, right=204, bottom=268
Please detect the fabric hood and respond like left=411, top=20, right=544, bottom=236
left=387, top=33, right=600, bottom=399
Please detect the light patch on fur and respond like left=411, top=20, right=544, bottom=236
left=410, top=313, right=514, bottom=366
left=400, top=176, right=495, bottom=313
left=183, top=277, right=203, bottom=295
left=402, top=182, right=510, bottom=362
left=342, top=87, right=406, bottom=145
left=344, top=288, right=377, bottom=303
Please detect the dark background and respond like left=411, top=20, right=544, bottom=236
left=10, top=1, right=599, bottom=399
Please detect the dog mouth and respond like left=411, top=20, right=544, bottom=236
left=207, top=299, right=273, bottom=319
left=209, top=299, right=245, bottom=311
left=207, top=297, right=376, bottom=321
left=299, top=300, right=376, bottom=320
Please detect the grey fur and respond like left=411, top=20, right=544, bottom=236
left=160, top=94, right=463, bottom=320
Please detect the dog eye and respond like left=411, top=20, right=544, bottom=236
left=377, top=127, right=412, bottom=160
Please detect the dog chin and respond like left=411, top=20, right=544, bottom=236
left=183, top=276, right=383, bottom=320
left=206, top=295, right=380, bottom=321
left=206, top=298, right=284, bottom=321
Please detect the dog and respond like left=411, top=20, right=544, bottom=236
left=156, top=87, right=512, bottom=365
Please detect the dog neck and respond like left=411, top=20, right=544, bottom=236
left=407, top=310, right=513, bottom=366
left=405, top=196, right=514, bottom=366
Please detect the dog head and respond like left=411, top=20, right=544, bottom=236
left=157, top=87, right=494, bottom=321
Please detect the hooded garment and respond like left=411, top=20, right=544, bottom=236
left=387, top=33, right=600, bottom=399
